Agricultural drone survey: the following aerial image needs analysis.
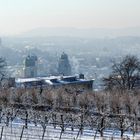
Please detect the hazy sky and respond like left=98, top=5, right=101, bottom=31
left=0, top=0, right=140, bottom=35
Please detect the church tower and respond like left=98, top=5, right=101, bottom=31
left=24, top=55, right=38, bottom=78
left=58, top=52, right=71, bottom=76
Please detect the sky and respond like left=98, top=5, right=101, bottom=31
left=0, top=0, right=140, bottom=35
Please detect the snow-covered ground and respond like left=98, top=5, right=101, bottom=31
left=0, top=122, right=140, bottom=140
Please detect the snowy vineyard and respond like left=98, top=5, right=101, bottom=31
left=0, top=88, right=140, bottom=139
left=0, top=123, right=140, bottom=140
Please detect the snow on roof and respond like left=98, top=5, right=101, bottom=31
left=15, top=76, right=94, bottom=86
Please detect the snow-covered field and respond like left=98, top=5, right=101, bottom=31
left=0, top=123, right=140, bottom=140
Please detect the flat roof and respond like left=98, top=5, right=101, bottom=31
left=15, top=76, right=94, bottom=86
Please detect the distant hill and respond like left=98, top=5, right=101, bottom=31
left=19, top=27, right=140, bottom=38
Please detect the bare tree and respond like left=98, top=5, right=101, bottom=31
left=114, top=115, right=131, bottom=139
left=103, top=55, right=140, bottom=90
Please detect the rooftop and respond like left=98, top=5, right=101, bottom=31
left=15, top=75, right=94, bottom=87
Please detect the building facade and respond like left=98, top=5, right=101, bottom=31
left=15, top=75, right=94, bottom=91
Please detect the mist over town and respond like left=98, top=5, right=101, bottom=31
left=0, top=0, right=140, bottom=139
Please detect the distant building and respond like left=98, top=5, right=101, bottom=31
left=14, top=74, right=94, bottom=91
left=58, top=52, right=71, bottom=76
left=24, top=55, right=38, bottom=78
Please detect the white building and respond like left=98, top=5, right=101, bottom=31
left=15, top=75, right=94, bottom=91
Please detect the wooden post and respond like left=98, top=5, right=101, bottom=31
left=0, top=126, right=4, bottom=140
left=20, top=126, right=25, bottom=140
left=42, top=126, right=46, bottom=140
